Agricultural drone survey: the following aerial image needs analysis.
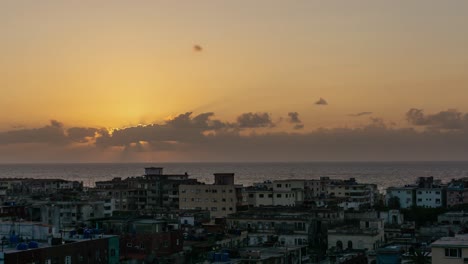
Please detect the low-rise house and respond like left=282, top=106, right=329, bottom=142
left=438, top=211, right=468, bottom=225
left=431, top=234, right=468, bottom=264
left=327, top=218, right=384, bottom=251
left=227, top=206, right=344, bottom=258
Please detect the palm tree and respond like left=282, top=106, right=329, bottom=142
left=408, top=248, right=430, bottom=264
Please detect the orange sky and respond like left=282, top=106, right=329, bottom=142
left=1, top=1, right=468, bottom=162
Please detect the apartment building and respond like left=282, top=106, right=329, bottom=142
left=326, top=178, right=378, bottom=210
left=94, top=167, right=200, bottom=211
left=179, top=173, right=243, bottom=220
left=245, top=179, right=305, bottom=207
left=386, top=177, right=446, bottom=208
left=227, top=206, right=344, bottom=249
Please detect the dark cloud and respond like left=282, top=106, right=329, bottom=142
left=349, top=112, right=373, bottom=117
left=50, top=120, right=63, bottom=128
left=67, top=127, right=99, bottom=143
left=315, top=98, right=328, bottom=105
left=293, top=124, right=304, bottom=130
left=95, top=112, right=228, bottom=148
left=287, top=112, right=301, bottom=123
left=6, top=109, right=468, bottom=162
left=406, top=108, right=467, bottom=130
left=236, top=112, right=275, bottom=128
left=287, top=112, right=304, bottom=130
left=193, top=45, right=203, bottom=52
left=0, top=120, right=68, bottom=145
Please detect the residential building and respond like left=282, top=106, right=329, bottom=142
left=94, top=167, right=201, bottom=211
left=447, top=178, right=468, bottom=208
left=179, top=173, right=243, bottom=220
left=328, top=218, right=384, bottom=251
left=244, top=179, right=305, bottom=207
left=438, top=211, right=468, bottom=225
left=386, top=187, right=416, bottom=209
left=227, top=206, right=344, bottom=251
left=386, top=177, right=446, bottom=208
left=431, top=234, right=468, bottom=264
left=0, top=235, right=119, bottom=264
left=326, top=178, right=378, bottom=210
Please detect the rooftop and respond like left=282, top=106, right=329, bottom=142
left=432, top=234, right=468, bottom=248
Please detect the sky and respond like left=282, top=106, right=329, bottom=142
left=1, top=1, right=468, bottom=162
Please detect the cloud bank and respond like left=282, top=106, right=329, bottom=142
left=3, top=109, right=468, bottom=162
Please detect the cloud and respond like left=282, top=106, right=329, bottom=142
left=315, top=98, right=328, bottom=105
left=95, top=112, right=228, bottom=148
left=0, top=120, right=68, bottom=145
left=406, top=108, right=467, bottom=130
left=349, top=112, right=373, bottom=117
left=287, top=112, right=304, bottom=130
left=193, top=45, right=203, bottom=52
left=287, top=112, right=301, bottom=123
left=7, top=109, right=468, bottom=162
left=236, top=112, right=275, bottom=128
left=293, top=124, right=304, bottom=130
left=67, top=127, right=99, bottom=143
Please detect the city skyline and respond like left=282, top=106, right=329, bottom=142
left=2, top=1, right=468, bottom=162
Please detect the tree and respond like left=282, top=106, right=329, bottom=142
left=388, top=197, right=401, bottom=209
left=408, top=249, right=430, bottom=264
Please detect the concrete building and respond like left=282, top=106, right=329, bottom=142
left=386, top=177, right=446, bottom=208
left=31, top=201, right=105, bottom=230
left=0, top=235, right=120, bottom=264
left=94, top=167, right=201, bottom=211
left=431, top=234, right=468, bottom=264
left=447, top=178, right=468, bottom=208
left=304, top=177, right=331, bottom=199
left=179, top=173, right=243, bottom=220
left=386, top=187, right=416, bottom=209
left=227, top=206, right=344, bottom=251
left=438, top=211, right=468, bottom=225
left=416, top=187, right=445, bottom=208
left=328, top=218, right=384, bottom=251
left=326, top=178, right=378, bottom=210
left=244, top=179, right=305, bottom=207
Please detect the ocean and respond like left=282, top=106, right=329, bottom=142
left=1, top=162, right=468, bottom=191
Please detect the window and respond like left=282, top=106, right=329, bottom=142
left=211, top=207, right=217, bottom=211
left=259, top=194, right=264, bottom=198
left=229, top=207, right=233, bottom=211
left=268, top=194, right=273, bottom=198
left=445, top=248, right=461, bottom=258
left=277, top=184, right=282, bottom=188
left=249, top=194, right=254, bottom=198
left=277, top=194, right=282, bottom=198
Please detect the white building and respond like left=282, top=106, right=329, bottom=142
left=245, top=180, right=305, bottom=207
left=416, top=187, right=444, bottom=208
left=431, top=234, right=468, bottom=264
